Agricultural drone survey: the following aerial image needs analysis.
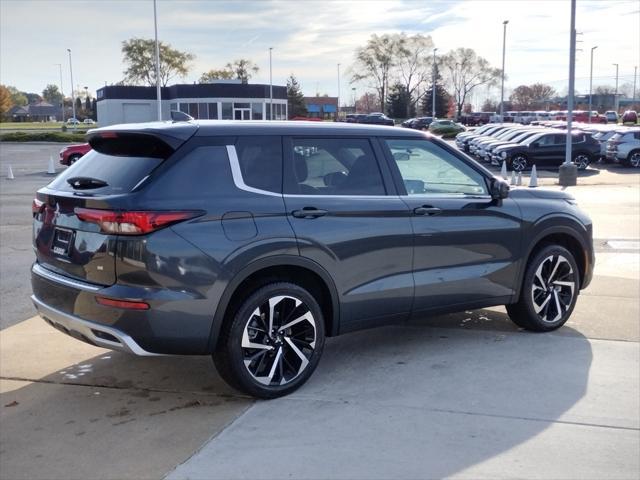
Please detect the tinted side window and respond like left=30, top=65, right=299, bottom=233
left=284, top=138, right=386, bottom=196
left=236, top=136, right=283, bottom=193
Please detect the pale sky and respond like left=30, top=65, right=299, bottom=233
left=1, top=0, right=639, bottom=107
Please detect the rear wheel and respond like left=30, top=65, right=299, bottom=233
left=507, top=245, right=579, bottom=332
left=573, top=152, right=591, bottom=170
left=68, top=154, right=81, bottom=165
left=214, top=282, right=325, bottom=398
left=626, top=150, right=640, bottom=168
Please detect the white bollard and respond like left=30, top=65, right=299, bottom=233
left=7, top=165, right=15, bottom=180
left=516, top=172, right=522, bottom=186
left=500, top=160, right=508, bottom=179
left=47, top=155, right=56, bottom=175
left=529, top=165, right=539, bottom=188
left=510, top=170, right=516, bottom=185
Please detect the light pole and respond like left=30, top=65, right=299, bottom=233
left=500, top=20, right=509, bottom=121
left=54, top=63, right=65, bottom=122
left=633, top=66, right=637, bottom=109
left=337, top=63, right=341, bottom=121
left=269, top=47, right=273, bottom=120
left=352, top=87, right=356, bottom=111
left=432, top=48, right=438, bottom=118
left=560, top=0, right=577, bottom=187
left=67, top=49, right=76, bottom=130
left=588, top=46, right=597, bottom=123
left=612, top=63, right=619, bottom=113
left=153, top=0, right=162, bottom=121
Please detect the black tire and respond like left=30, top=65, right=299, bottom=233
left=510, top=154, right=528, bottom=172
left=572, top=152, right=591, bottom=170
left=626, top=150, right=640, bottom=168
left=506, top=245, right=580, bottom=332
left=213, top=282, right=325, bottom=399
left=68, top=154, right=81, bottom=164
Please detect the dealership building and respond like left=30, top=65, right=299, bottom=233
left=96, top=81, right=288, bottom=126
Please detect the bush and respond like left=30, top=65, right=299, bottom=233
left=0, top=131, right=86, bottom=143
left=429, top=126, right=464, bottom=138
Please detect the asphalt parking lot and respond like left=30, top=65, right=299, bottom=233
left=1, top=142, right=638, bottom=479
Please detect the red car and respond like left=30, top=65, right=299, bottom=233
left=59, top=143, right=91, bottom=166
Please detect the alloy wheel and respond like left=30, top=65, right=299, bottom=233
left=241, top=295, right=317, bottom=386
left=512, top=156, right=527, bottom=172
left=573, top=154, right=590, bottom=170
left=531, top=255, right=576, bottom=323
left=629, top=152, right=640, bottom=168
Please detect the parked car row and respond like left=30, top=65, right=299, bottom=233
left=345, top=112, right=395, bottom=126
left=401, top=116, right=434, bottom=130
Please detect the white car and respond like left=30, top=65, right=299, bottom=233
left=83, top=119, right=96, bottom=125
left=66, top=118, right=80, bottom=125
left=606, top=128, right=640, bottom=167
left=604, top=111, right=618, bottom=123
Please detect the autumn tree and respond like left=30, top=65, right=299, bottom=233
left=441, top=48, right=501, bottom=118
left=350, top=34, right=400, bottom=114
left=7, top=86, right=27, bottom=107
left=510, top=83, right=556, bottom=109
left=286, top=74, right=307, bottom=118
left=0, top=85, right=14, bottom=117
left=355, top=92, right=380, bottom=113
left=226, top=59, right=259, bottom=84
left=199, top=69, right=235, bottom=83
left=122, top=38, right=194, bottom=86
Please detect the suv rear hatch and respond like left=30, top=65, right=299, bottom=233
left=33, top=123, right=197, bottom=285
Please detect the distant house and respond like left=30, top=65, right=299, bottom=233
left=302, top=96, right=338, bottom=120
left=7, top=102, right=62, bottom=122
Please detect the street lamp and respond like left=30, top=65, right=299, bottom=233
left=588, top=46, right=597, bottom=123
left=352, top=87, right=356, bottom=111
left=67, top=49, right=76, bottom=130
left=500, top=20, right=509, bottom=121
left=559, top=0, right=577, bottom=187
left=432, top=48, right=438, bottom=118
left=612, top=63, right=619, bottom=113
left=269, top=47, right=273, bottom=120
left=54, top=63, right=64, bottom=122
left=153, top=0, right=162, bottom=121
left=337, top=63, right=341, bottom=120
left=634, top=66, right=638, bottom=109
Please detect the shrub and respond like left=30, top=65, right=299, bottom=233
left=0, top=131, right=86, bottom=143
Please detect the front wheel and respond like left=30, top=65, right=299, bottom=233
left=214, top=282, right=325, bottom=398
left=625, top=150, right=640, bottom=168
left=507, top=245, right=580, bottom=332
left=510, top=154, right=528, bottom=172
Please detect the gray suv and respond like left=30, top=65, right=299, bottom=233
left=31, top=120, right=594, bottom=398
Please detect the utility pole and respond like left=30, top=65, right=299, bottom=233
left=337, top=63, right=341, bottom=120
left=633, top=66, right=638, bottom=109
left=54, top=63, right=65, bottom=122
left=500, top=20, right=509, bottom=121
left=153, top=0, right=162, bottom=121
left=560, top=0, right=578, bottom=186
left=432, top=48, right=438, bottom=118
left=269, top=47, right=273, bottom=120
left=612, top=63, right=619, bottom=112
left=67, top=49, right=76, bottom=130
left=588, top=46, right=597, bottom=123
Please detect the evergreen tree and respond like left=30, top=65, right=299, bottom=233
left=75, top=97, right=82, bottom=117
left=91, top=98, right=97, bottom=120
left=85, top=95, right=91, bottom=113
left=420, top=72, right=449, bottom=118
left=287, top=74, right=307, bottom=118
left=386, top=82, right=414, bottom=119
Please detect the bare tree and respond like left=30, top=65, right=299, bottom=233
left=350, top=34, right=400, bottom=113
left=226, top=59, right=259, bottom=84
left=396, top=33, right=434, bottom=117
left=441, top=48, right=501, bottom=118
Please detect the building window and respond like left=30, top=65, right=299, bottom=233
left=198, top=103, right=208, bottom=119
left=234, top=102, right=250, bottom=109
left=180, top=103, right=189, bottom=114
left=266, top=103, right=271, bottom=120
left=222, top=102, right=232, bottom=120
left=170, top=103, right=177, bottom=112
left=208, top=103, right=218, bottom=119
left=251, top=103, right=263, bottom=120
left=189, top=103, right=198, bottom=118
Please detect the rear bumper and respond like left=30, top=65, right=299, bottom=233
left=31, top=295, right=158, bottom=355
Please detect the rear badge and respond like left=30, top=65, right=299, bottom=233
left=51, top=228, right=74, bottom=256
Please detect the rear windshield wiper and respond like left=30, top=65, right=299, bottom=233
left=66, top=176, right=109, bottom=189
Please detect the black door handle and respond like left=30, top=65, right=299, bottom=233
left=292, top=207, right=329, bottom=219
left=413, top=206, right=442, bottom=216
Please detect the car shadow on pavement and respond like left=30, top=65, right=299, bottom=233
left=2, top=311, right=596, bottom=480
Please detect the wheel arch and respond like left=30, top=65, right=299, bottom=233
left=206, top=255, right=340, bottom=353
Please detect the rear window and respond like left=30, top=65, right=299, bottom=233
left=48, top=151, right=162, bottom=194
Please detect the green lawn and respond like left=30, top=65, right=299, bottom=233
left=0, top=122, right=97, bottom=131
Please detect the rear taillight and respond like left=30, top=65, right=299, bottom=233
left=32, top=198, right=45, bottom=217
left=74, top=208, right=201, bottom=235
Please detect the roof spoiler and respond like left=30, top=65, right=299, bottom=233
left=86, top=122, right=198, bottom=155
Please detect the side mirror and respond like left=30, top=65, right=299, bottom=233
left=490, top=177, right=510, bottom=199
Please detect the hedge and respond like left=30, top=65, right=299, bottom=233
left=0, top=131, right=86, bottom=143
